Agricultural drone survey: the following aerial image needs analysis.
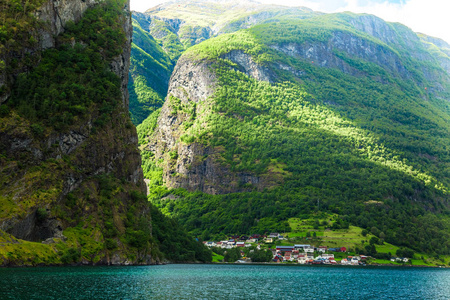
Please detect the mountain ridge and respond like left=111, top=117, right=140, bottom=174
left=136, top=1, right=449, bottom=255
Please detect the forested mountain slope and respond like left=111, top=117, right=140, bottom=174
left=128, top=0, right=318, bottom=124
left=0, top=0, right=210, bottom=266
left=139, top=7, right=450, bottom=255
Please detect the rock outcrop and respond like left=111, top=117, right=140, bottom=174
left=271, top=31, right=410, bottom=80
left=36, top=0, right=100, bottom=49
left=147, top=53, right=280, bottom=194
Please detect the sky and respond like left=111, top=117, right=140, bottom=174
left=130, top=0, right=450, bottom=44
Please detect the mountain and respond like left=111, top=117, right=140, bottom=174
left=128, top=0, right=319, bottom=124
left=0, top=0, right=210, bottom=266
left=138, top=2, right=450, bottom=255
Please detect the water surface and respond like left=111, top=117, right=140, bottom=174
left=1, top=264, right=449, bottom=299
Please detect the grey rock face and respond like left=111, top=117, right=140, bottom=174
left=36, top=0, right=100, bottom=49
left=271, top=31, right=409, bottom=80
left=151, top=55, right=217, bottom=154
left=223, top=50, right=273, bottom=82
left=58, top=131, right=88, bottom=155
left=350, top=15, right=450, bottom=80
left=148, top=55, right=276, bottom=194
left=110, top=1, right=132, bottom=108
left=1, top=209, right=65, bottom=242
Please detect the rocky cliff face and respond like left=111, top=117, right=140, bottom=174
left=349, top=15, right=450, bottom=82
left=36, top=0, right=100, bottom=49
left=271, top=31, right=409, bottom=81
left=146, top=53, right=283, bottom=194
left=0, top=0, right=155, bottom=266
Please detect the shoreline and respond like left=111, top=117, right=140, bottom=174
left=207, top=262, right=448, bottom=268
left=1, top=261, right=447, bottom=269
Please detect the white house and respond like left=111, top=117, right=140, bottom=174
left=236, top=242, right=245, bottom=247
left=206, top=242, right=216, bottom=247
left=298, top=253, right=308, bottom=264
left=317, top=246, right=327, bottom=253
left=304, top=246, right=314, bottom=253
left=294, top=244, right=311, bottom=251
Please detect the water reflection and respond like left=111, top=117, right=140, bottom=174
left=0, top=264, right=449, bottom=299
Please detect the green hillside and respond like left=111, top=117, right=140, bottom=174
left=139, top=11, right=450, bottom=256
left=128, top=1, right=318, bottom=125
left=128, top=18, right=173, bottom=124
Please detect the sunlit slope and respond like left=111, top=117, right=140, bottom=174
left=140, top=12, right=450, bottom=254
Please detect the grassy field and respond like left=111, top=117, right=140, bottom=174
left=212, top=252, right=224, bottom=263
left=285, top=216, right=366, bottom=248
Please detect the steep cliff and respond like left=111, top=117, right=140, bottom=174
left=128, top=0, right=318, bottom=125
left=0, top=0, right=158, bottom=266
left=141, top=12, right=450, bottom=254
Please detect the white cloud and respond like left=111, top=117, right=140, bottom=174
left=130, top=0, right=165, bottom=12
left=130, top=0, right=450, bottom=44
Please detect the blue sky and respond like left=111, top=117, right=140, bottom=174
left=130, top=0, right=450, bottom=44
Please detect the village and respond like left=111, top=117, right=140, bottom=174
left=204, top=232, right=410, bottom=265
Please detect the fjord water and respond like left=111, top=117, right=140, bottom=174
left=1, top=264, right=449, bottom=299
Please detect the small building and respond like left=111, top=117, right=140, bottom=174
left=265, top=238, right=273, bottom=243
left=304, top=246, right=314, bottom=253
left=298, top=253, right=308, bottom=264
left=269, top=233, right=280, bottom=238
left=294, top=244, right=311, bottom=250
left=206, top=241, right=216, bottom=247
left=276, top=245, right=295, bottom=252
left=236, top=242, right=245, bottom=247
left=284, top=251, right=292, bottom=261
left=318, top=246, right=327, bottom=253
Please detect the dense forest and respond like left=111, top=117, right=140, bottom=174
left=138, top=9, right=450, bottom=256
left=0, top=0, right=211, bottom=265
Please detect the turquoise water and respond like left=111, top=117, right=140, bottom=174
left=0, top=264, right=449, bottom=299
